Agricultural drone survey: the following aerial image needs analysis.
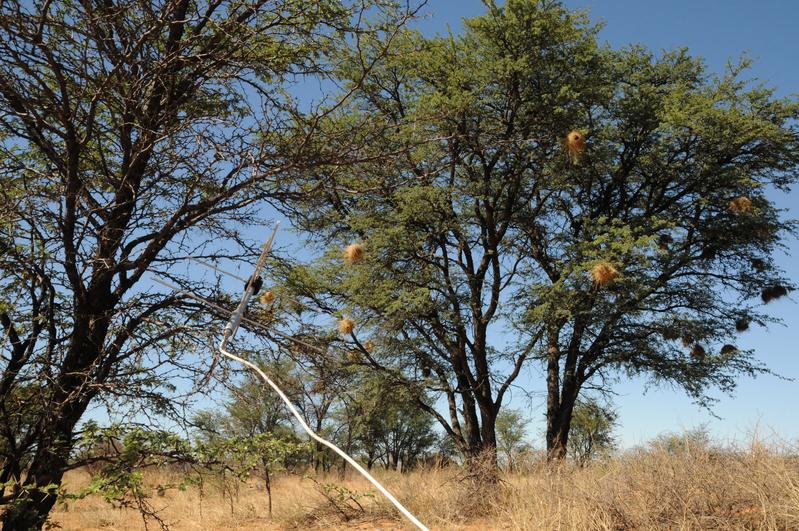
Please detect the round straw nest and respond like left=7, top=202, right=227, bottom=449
left=657, top=234, right=673, bottom=251
left=735, top=317, right=750, bottom=332
left=363, top=339, right=375, bottom=352
left=729, top=196, right=754, bottom=215
left=259, top=290, right=275, bottom=305
left=661, top=327, right=680, bottom=341
left=343, top=243, right=365, bottom=265
left=681, top=335, right=694, bottom=348
left=761, top=285, right=788, bottom=304
left=591, top=262, right=619, bottom=287
left=338, top=317, right=355, bottom=335
left=751, top=258, right=766, bottom=272
left=566, top=130, right=586, bottom=155
left=720, top=344, right=738, bottom=355
left=690, top=344, right=706, bottom=360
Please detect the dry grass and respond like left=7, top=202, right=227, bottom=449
left=49, top=442, right=799, bottom=530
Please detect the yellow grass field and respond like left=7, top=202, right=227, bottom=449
left=48, top=442, right=799, bottom=531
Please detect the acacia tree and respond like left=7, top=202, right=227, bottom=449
left=495, top=409, right=530, bottom=472
left=272, top=0, right=799, bottom=468
left=337, top=373, right=436, bottom=471
left=0, top=0, right=416, bottom=528
left=194, top=357, right=307, bottom=519
left=567, top=399, right=617, bottom=465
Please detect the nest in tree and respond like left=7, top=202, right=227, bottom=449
left=421, top=362, right=432, bottom=378
left=751, top=258, right=766, bottom=272
left=720, top=344, right=738, bottom=355
left=343, top=243, right=365, bottom=265
left=363, top=340, right=375, bottom=352
left=338, top=317, right=355, bottom=335
left=591, top=262, right=619, bottom=287
left=690, top=344, right=706, bottom=360
left=700, top=247, right=716, bottom=260
left=729, top=196, right=754, bottom=214
left=662, top=327, right=680, bottom=341
left=681, top=335, right=694, bottom=348
left=658, top=234, right=673, bottom=251
left=735, top=318, right=750, bottom=332
left=761, top=285, right=788, bottom=304
left=259, top=309, right=276, bottom=325
left=565, top=130, right=586, bottom=164
left=566, top=130, right=586, bottom=153
left=259, top=290, right=275, bottom=305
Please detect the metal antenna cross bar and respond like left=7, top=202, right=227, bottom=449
left=150, top=276, right=327, bottom=356
left=186, top=257, right=249, bottom=283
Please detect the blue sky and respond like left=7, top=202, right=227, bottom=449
left=408, top=0, right=799, bottom=447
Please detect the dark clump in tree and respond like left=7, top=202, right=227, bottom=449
left=272, top=0, right=799, bottom=470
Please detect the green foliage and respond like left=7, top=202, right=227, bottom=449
left=650, top=425, right=714, bottom=455
left=338, top=372, right=437, bottom=470
left=272, top=0, right=799, bottom=460
left=65, top=420, right=308, bottom=527
left=495, top=409, right=531, bottom=471
left=0, top=1, right=419, bottom=525
left=568, top=399, right=618, bottom=465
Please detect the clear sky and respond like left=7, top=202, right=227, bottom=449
left=409, top=0, right=799, bottom=447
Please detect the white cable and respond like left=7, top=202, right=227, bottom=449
left=218, top=335, right=429, bottom=531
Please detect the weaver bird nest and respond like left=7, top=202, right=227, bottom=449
left=259, top=290, right=275, bottom=305
left=591, top=262, right=619, bottom=287
left=343, top=243, right=365, bottom=265
left=729, top=196, right=754, bottom=215
left=735, top=317, right=750, bottom=332
left=720, top=344, right=738, bottom=355
left=658, top=234, right=673, bottom=251
left=761, top=285, right=788, bottom=304
left=565, top=129, right=586, bottom=161
left=338, top=317, right=355, bottom=335
left=690, top=344, right=706, bottom=360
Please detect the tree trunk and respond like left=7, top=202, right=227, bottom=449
left=545, top=326, right=582, bottom=462
left=546, top=416, right=570, bottom=461
left=546, top=375, right=578, bottom=461
left=2, top=410, right=84, bottom=531
left=2, top=306, right=108, bottom=530
left=264, top=466, right=272, bottom=519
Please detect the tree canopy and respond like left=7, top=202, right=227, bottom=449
left=272, top=0, right=799, bottom=463
left=0, top=0, right=415, bottom=528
